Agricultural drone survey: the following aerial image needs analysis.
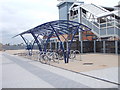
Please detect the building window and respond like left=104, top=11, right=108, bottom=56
left=74, top=10, right=78, bottom=15
left=70, top=10, right=78, bottom=16
left=70, top=10, right=73, bottom=16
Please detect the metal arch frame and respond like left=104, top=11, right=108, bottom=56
left=20, top=35, right=33, bottom=50
left=14, top=20, right=91, bottom=63
left=20, top=34, right=38, bottom=55
left=30, top=32, right=42, bottom=51
left=43, top=31, right=54, bottom=52
left=49, top=23, right=67, bottom=62
left=66, top=26, right=80, bottom=63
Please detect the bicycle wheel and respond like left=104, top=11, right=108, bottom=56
left=74, top=50, right=82, bottom=61
left=69, top=50, right=76, bottom=59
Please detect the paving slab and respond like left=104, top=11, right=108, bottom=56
left=2, top=53, right=88, bottom=88
left=81, top=67, right=119, bottom=84
left=2, top=52, right=119, bottom=88
left=2, top=53, right=54, bottom=88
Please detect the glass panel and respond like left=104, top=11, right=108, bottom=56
left=118, top=41, right=120, bottom=54
left=107, top=22, right=114, bottom=27
left=96, top=41, right=103, bottom=53
left=105, top=41, right=115, bottom=53
left=83, top=41, right=94, bottom=53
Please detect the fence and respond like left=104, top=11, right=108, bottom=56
left=2, top=40, right=120, bottom=54
left=2, top=45, right=25, bottom=50
left=46, top=40, right=120, bottom=54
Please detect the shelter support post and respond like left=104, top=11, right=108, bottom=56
left=115, top=40, right=118, bottom=54
left=49, top=24, right=67, bottom=63
left=81, top=41, right=83, bottom=53
left=103, top=41, right=106, bottom=53
left=66, top=26, right=80, bottom=63
left=20, top=35, right=33, bottom=55
left=55, top=41, right=57, bottom=50
left=44, top=32, right=54, bottom=52
left=31, top=32, right=42, bottom=51
left=49, top=42, right=51, bottom=50
left=20, top=35, right=28, bottom=46
left=31, top=34, right=40, bottom=50
left=94, top=40, right=96, bottom=53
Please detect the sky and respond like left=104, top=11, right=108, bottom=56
left=0, top=0, right=119, bottom=45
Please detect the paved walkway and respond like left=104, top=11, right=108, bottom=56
left=0, top=53, right=2, bottom=89
left=81, top=67, right=119, bottom=84
left=1, top=52, right=118, bottom=88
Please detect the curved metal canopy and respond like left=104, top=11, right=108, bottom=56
left=15, top=20, right=91, bottom=37
left=14, top=20, right=91, bottom=63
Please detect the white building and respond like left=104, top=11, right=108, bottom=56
left=57, top=0, right=120, bottom=41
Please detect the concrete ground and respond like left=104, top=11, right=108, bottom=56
left=1, top=52, right=119, bottom=88
left=5, top=50, right=118, bottom=72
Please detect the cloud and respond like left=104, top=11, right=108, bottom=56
left=0, top=0, right=59, bottom=44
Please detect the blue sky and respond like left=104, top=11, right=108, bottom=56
left=0, top=0, right=119, bottom=44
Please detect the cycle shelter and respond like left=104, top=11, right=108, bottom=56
left=14, top=20, right=91, bottom=63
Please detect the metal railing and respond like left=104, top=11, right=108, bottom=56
left=81, top=15, right=120, bottom=37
